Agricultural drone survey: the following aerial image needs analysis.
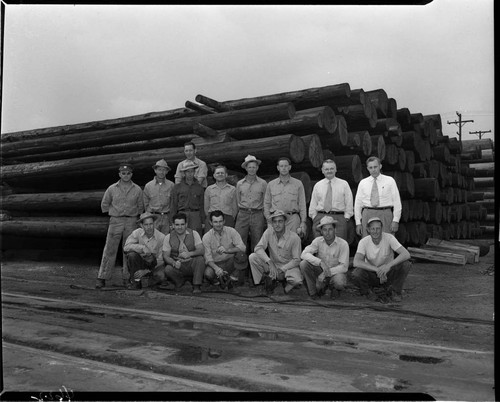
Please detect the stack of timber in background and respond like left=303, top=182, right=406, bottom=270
left=0, top=83, right=495, bottom=257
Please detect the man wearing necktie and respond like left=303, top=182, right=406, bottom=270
left=354, top=156, right=402, bottom=238
left=309, top=159, right=353, bottom=240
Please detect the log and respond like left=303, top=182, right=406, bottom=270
left=334, top=154, right=363, bottom=185
left=425, top=238, right=480, bottom=263
left=400, top=200, right=410, bottom=223
left=295, top=106, right=338, bottom=133
left=1, top=103, right=296, bottom=158
left=1, top=134, right=305, bottom=183
left=1, top=190, right=104, bottom=211
left=342, top=104, right=377, bottom=131
left=185, top=101, right=217, bottom=115
left=386, top=98, right=398, bottom=119
left=300, top=134, right=324, bottom=169
left=407, top=247, right=466, bottom=266
left=473, top=177, right=494, bottom=188
left=412, top=163, right=428, bottom=178
left=423, top=114, right=442, bottom=130
left=384, top=144, right=399, bottom=166
left=414, top=178, right=440, bottom=201
left=388, top=133, right=403, bottom=147
left=461, top=138, right=494, bottom=152
left=427, top=202, right=442, bottom=224
left=359, top=131, right=372, bottom=156
left=346, top=132, right=361, bottom=148
left=0, top=107, right=199, bottom=144
left=0, top=217, right=110, bottom=238
left=369, top=135, right=386, bottom=160
left=432, top=144, right=451, bottom=163
left=370, top=118, right=401, bottom=135
left=447, top=137, right=463, bottom=155
left=404, top=150, right=415, bottom=173
left=421, top=245, right=476, bottom=264
left=364, top=89, right=388, bottom=117
left=193, top=94, right=232, bottom=112
left=396, top=108, right=412, bottom=131
left=206, top=83, right=352, bottom=111
left=318, top=115, right=348, bottom=149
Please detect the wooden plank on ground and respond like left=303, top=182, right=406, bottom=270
left=421, top=245, right=476, bottom=265
left=426, top=238, right=480, bottom=263
left=407, top=247, right=466, bottom=266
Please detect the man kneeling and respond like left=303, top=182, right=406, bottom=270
left=202, top=210, right=247, bottom=290
left=249, top=210, right=303, bottom=295
left=300, top=216, right=349, bottom=300
left=160, top=212, right=206, bottom=294
left=352, top=217, right=411, bottom=303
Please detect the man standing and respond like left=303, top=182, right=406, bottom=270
left=300, top=216, right=350, bottom=300
left=263, top=157, right=307, bottom=238
left=123, top=212, right=166, bottom=289
left=96, top=163, right=144, bottom=289
left=170, top=160, right=205, bottom=236
left=204, top=165, right=238, bottom=232
left=143, top=159, right=174, bottom=234
left=174, top=141, right=208, bottom=188
left=202, top=210, right=247, bottom=289
left=235, top=155, right=267, bottom=284
left=352, top=217, right=411, bottom=303
left=249, top=210, right=303, bottom=295
left=309, top=159, right=354, bottom=240
left=354, top=156, right=402, bottom=237
left=161, top=212, right=206, bottom=294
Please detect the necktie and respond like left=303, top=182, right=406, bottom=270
left=324, top=180, right=332, bottom=212
left=370, top=177, right=379, bottom=207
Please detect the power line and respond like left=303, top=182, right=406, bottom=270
left=447, top=111, right=474, bottom=143
left=469, top=130, right=492, bottom=140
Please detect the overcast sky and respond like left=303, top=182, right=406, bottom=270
left=1, top=1, right=494, bottom=141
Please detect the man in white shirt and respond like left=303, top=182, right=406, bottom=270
left=352, top=217, right=411, bottom=303
left=174, top=141, right=208, bottom=188
left=309, top=159, right=353, bottom=241
left=354, top=156, right=402, bottom=237
left=300, top=216, right=349, bottom=300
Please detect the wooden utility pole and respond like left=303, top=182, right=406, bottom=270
left=469, top=130, right=491, bottom=140
left=447, top=111, right=474, bottom=143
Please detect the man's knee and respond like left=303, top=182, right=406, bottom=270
left=330, top=273, right=347, bottom=290
left=299, top=260, right=313, bottom=274
left=126, top=251, right=143, bottom=263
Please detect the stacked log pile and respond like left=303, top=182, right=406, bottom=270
left=0, top=83, right=494, bottom=254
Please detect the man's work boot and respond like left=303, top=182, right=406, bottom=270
left=95, top=278, right=106, bottom=289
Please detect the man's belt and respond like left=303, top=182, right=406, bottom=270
left=239, top=207, right=263, bottom=213
left=151, top=211, right=169, bottom=215
left=363, top=206, right=393, bottom=210
left=318, top=210, right=344, bottom=215
left=180, top=208, right=200, bottom=212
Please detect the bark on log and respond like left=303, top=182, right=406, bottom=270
left=194, top=94, right=232, bottom=112
left=334, top=155, right=363, bottom=185
left=206, top=83, right=351, bottom=111
left=0, top=108, right=199, bottom=144
left=294, top=106, right=338, bottom=134
left=1, top=134, right=305, bottom=182
left=1, top=103, right=296, bottom=158
left=396, top=108, right=412, bottom=131
left=473, top=177, right=494, bottom=188
left=364, top=89, right=388, bottom=117
left=1, top=191, right=104, bottom=211
left=427, top=202, right=442, bottom=224
left=423, top=114, right=442, bottom=130
left=432, top=144, right=451, bottom=163
left=386, top=98, right=397, bottom=119
left=300, top=134, right=324, bottom=169
left=359, top=131, right=372, bottom=156
left=384, top=144, right=399, bottom=166
left=342, top=104, right=377, bottom=131
left=369, top=135, right=386, bottom=161
left=404, top=150, right=415, bottom=173
left=461, top=138, right=494, bottom=152
left=414, top=178, right=440, bottom=201
left=185, top=101, right=217, bottom=115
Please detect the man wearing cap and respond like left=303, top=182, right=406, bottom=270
left=160, top=212, right=206, bottom=294
left=263, top=157, right=307, bottom=239
left=309, top=159, right=354, bottom=241
left=96, top=163, right=144, bottom=289
left=204, top=165, right=238, bottom=233
left=249, top=210, right=303, bottom=295
left=235, top=155, right=268, bottom=284
left=170, top=160, right=205, bottom=236
left=352, top=216, right=411, bottom=303
left=174, top=141, right=208, bottom=188
left=143, top=159, right=174, bottom=234
left=203, top=210, right=247, bottom=288
left=300, top=216, right=350, bottom=300
left=354, top=156, right=402, bottom=238
left=123, top=212, right=166, bottom=290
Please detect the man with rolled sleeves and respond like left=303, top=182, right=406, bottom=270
left=352, top=217, right=411, bottom=303
left=354, top=156, right=402, bottom=238
left=143, top=159, right=174, bottom=234
left=123, top=212, right=166, bottom=290
left=309, top=159, right=354, bottom=240
left=300, top=216, right=350, bottom=300
left=202, top=210, right=247, bottom=289
left=170, top=160, right=205, bottom=236
left=204, top=165, right=238, bottom=233
left=174, top=141, right=208, bottom=188
left=249, top=210, right=303, bottom=295
left=96, top=162, right=144, bottom=289
left=263, top=157, right=307, bottom=239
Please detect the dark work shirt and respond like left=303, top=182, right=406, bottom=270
left=170, top=179, right=205, bottom=221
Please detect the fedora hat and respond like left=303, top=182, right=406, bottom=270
left=317, top=215, right=338, bottom=229
left=152, top=159, right=171, bottom=171
left=241, top=154, right=262, bottom=169
left=137, top=212, right=158, bottom=224
left=269, top=210, right=287, bottom=221
left=179, top=160, right=199, bottom=171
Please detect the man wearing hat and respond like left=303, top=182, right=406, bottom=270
left=352, top=217, right=411, bottom=303
left=264, top=157, right=307, bottom=239
left=96, top=163, right=144, bottom=289
left=354, top=156, right=402, bottom=238
left=204, top=164, right=238, bottom=233
left=249, top=210, right=303, bottom=295
left=300, top=215, right=350, bottom=300
left=235, top=155, right=268, bottom=284
left=309, top=159, right=354, bottom=241
left=143, top=159, right=175, bottom=234
left=174, top=141, right=208, bottom=188
left=123, top=212, right=166, bottom=289
left=170, top=159, right=205, bottom=236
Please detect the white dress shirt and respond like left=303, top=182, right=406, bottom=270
left=309, top=177, right=354, bottom=220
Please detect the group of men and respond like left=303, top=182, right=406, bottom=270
left=95, top=141, right=411, bottom=303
